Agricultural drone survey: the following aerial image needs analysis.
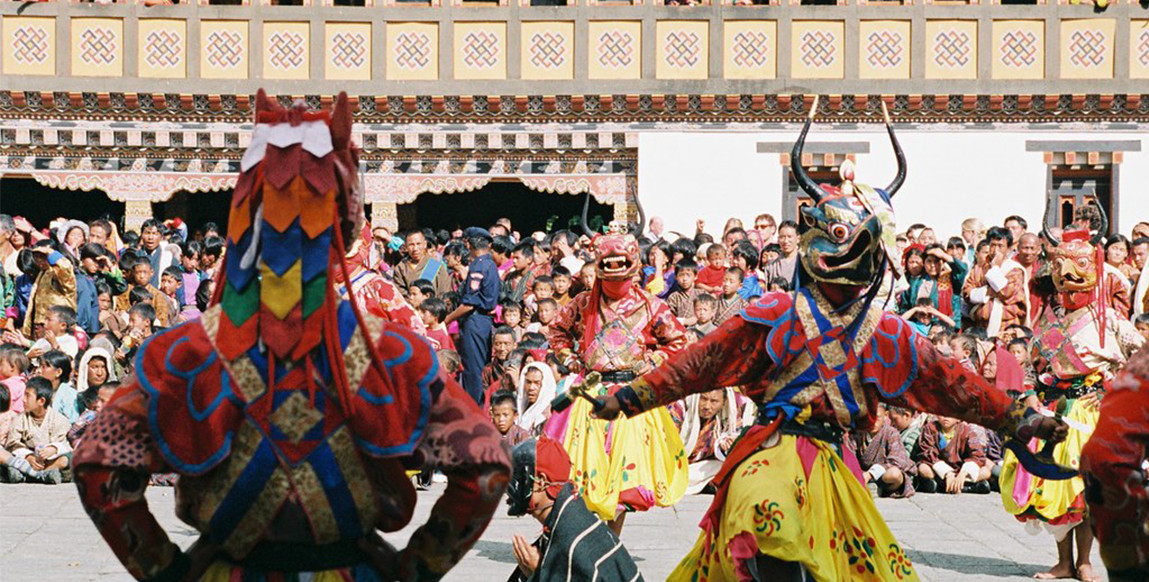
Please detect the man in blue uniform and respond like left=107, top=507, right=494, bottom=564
left=445, top=227, right=501, bottom=403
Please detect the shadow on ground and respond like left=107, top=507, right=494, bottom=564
left=908, top=549, right=1050, bottom=578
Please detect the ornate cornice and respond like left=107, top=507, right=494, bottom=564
left=3, top=92, right=1149, bottom=125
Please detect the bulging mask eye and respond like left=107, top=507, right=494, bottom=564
left=828, top=223, right=851, bottom=242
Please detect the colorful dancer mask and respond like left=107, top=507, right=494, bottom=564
left=791, top=98, right=906, bottom=287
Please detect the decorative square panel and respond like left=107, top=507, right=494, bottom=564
left=589, top=21, right=641, bottom=80
left=992, top=20, right=1044, bottom=80
left=139, top=19, right=186, bottom=79
left=791, top=20, right=844, bottom=79
left=1132, top=20, right=1149, bottom=80
left=201, top=20, right=248, bottom=80
left=263, top=21, right=310, bottom=80
left=3, top=16, right=54, bottom=76
left=723, top=20, right=776, bottom=80
left=325, top=22, right=370, bottom=80
left=387, top=22, right=438, bottom=81
left=656, top=20, right=708, bottom=80
left=925, top=20, right=976, bottom=80
left=859, top=20, right=909, bottom=79
left=71, top=18, right=123, bottom=77
left=454, top=21, right=505, bottom=80
left=521, top=21, right=573, bottom=80
left=1060, top=19, right=1113, bottom=80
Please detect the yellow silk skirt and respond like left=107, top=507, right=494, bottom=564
left=560, top=397, right=688, bottom=520
left=999, top=397, right=1097, bottom=537
left=668, top=435, right=918, bottom=582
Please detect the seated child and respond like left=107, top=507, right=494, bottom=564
left=39, top=350, right=80, bottom=423
left=666, top=259, right=702, bottom=324
left=0, top=377, right=72, bottom=484
left=0, top=345, right=29, bottom=414
left=419, top=297, right=455, bottom=351
left=491, top=389, right=532, bottom=448
left=408, top=278, right=435, bottom=307
left=1136, top=313, right=1149, bottom=342
left=913, top=416, right=993, bottom=494
left=67, top=381, right=119, bottom=447
left=715, top=267, right=748, bottom=325
left=526, top=298, right=558, bottom=337
left=500, top=300, right=526, bottom=342
left=506, top=437, right=644, bottom=582
left=695, top=244, right=728, bottom=295
left=850, top=404, right=916, bottom=498
left=551, top=267, right=574, bottom=306
left=689, top=293, right=719, bottom=336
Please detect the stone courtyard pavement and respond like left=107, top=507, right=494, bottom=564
left=0, top=483, right=1106, bottom=581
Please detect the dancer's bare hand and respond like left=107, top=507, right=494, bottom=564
left=512, top=534, right=540, bottom=576
left=592, top=395, right=621, bottom=420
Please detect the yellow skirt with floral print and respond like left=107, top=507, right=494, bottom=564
left=667, top=434, right=918, bottom=582
left=998, top=396, right=1097, bottom=534
left=559, top=397, right=688, bottom=521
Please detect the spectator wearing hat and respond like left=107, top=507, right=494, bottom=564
left=506, top=437, right=644, bottom=582
left=445, top=227, right=500, bottom=403
left=19, top=242, right=77, bottom=340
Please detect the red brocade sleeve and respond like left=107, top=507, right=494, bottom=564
left=399, top=373, right=511, bottom=581
left=1080, top=357, right=1149, bottom=577
left=73, top=386, right=182, bottom=582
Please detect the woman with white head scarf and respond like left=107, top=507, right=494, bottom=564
left=516, top=362, right=557, bottom=436
left=673, top=387, right=755, bottom=495
left=77, top=345, right=117, bottom=394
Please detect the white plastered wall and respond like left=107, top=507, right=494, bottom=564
left=638, top=127, right=1149, bottom=240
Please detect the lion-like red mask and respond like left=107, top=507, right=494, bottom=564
left=593, top=234, right=641, bottom=282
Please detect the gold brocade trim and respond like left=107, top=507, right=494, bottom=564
left=200, top=305, right=221, bottom=340
left=823, top=204, right=863, bottom=226
left=328, top=426, right=379, bottom=533
left=795, top=294, right=821, bottom=340
left=291, top=462, right=341, bottom=545
left=819, top=341, right=847, bottom=369
left=228, top=357, right=267, bottom=402
left=766, top=351, right=814, bottom=401
left=185, top=421, right=265, bottom=530
left=343, top=324, right=373, bottom=390
left=223, top=467, right=292, bottom=558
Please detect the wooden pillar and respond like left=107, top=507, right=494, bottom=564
left=124, top=199, right=154, bottom=233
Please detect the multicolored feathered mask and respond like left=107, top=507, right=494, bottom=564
left=214, top=90, right=363, bottom=362
left=791, top=99, right=906, bottom=288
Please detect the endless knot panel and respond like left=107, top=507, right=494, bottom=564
left=932, top=30, right=970, bottom=69
left=79, top=27, right=117, bottom=66
left=145, top=30, right=183, bottom=69
left=331, top=32, right=366, bottom=69
left=732, top=31, right=769, bottom=68
left=462, top=31, right=500, bottom=69
left=999, top=30, right=1038, bottom=68
left=598, top=30, right=634, bottom=69
left=394, top=32, right=431, bottom=70
left=268, top=31, right=306, bottom=70
left=206, top=30, right=244, bottom=69
left=865, top=30, right=903, bottom=69
left=1068, top=30, right=1106, bottom=69
left=663, top=31, right=700, bottom=68
left=11, top=26, right=49, bottom=65
left=529, top=31, right=566, bottom=69
left=1140, top=30, right=1149, bottom=68
left=799, top=30, right=836, bottom=69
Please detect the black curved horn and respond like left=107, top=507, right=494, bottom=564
left=633, top=187, right=646, bottom=237
left=791, top=95, right=824, bottom=205
left=1040, top=195, right=1062, bottom=246
left=580, top=192, right=594, bottom=237
left=881, top=101, right=906, bottom=198
left=1090, top=198, right=1108, bottom=246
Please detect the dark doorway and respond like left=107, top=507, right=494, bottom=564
left=0, top=177, right=125, bottom=227
left=154, top=189, right=234, bottom=235
left=403, top=180, right=614, bottom=235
